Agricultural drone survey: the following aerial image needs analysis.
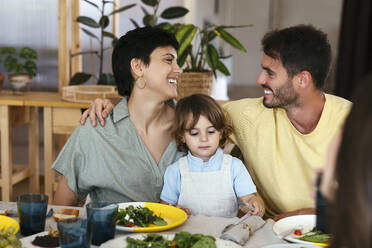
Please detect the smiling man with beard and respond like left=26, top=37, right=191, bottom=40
left=223, top=24, right=351, bottom=220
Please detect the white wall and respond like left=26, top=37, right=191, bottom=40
left=227, top=0, right=343, bottom=86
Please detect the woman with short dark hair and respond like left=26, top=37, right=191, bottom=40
left=53, top=27, right=184, bottom=206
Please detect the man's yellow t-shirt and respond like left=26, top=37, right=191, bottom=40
left=223, top=94, right=351, bottom=217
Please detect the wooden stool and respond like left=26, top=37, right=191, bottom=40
left=0, top=105, right=39, bottom=201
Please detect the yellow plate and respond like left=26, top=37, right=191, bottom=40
left=0, top=215, right=20, bottom=234
left=116, top=202, right=187, bottom=232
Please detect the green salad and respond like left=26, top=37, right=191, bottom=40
left=126, top=232, right=217, bottom=248
left=299, top=227, right=331, bottom=243
left=117, top=205, right=167, bottom=227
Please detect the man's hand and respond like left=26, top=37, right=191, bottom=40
left=273, top=208, right=315, bottom=222
left=80, top=98, right=115, bottom=127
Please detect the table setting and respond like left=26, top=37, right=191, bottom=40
left=1, top=194, right=327, bottom=248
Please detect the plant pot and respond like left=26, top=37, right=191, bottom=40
left=9, top=73, right=32, bottom=95
left=177, top=71, right=213, bottom=100
left=0, top=73, right=4, bottom=92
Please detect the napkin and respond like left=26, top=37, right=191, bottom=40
left=220, top=215, right=265, bottom=246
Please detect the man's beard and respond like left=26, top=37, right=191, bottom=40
left=262, top=80, right=299, bottom=109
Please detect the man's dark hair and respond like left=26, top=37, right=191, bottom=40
left=112, top=27, right=179, bottom=96
left=262, top=24, right=331, bottom=89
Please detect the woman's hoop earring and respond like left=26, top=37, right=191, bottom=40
left=136, top=77, right=146, bottom=89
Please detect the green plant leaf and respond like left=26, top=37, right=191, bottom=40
left=130, top=18, right=140, bottom=28
left=24, top=60, right=37, bottom=76
left=160, top=7, right=189, bottom=19
left=219, top=54, right=232, bottom=59
left=217, top=60, right=230, bottom=76
left=97, top=73, right=116, bottom=85
left=205, top=44, right=219, bottom=77
left=175, top=24, right=197, bottom=56
left=143, top=14, right=157, bottom=26
left=216, top=28, right=247, bottom=52
left=83, top=0, right=99, bottom=10
left=177, top=45, right=191, bottom=68
left=141, top=0, right=158, bottom=7
left=103, top=1, right=115, bottom=4
left=81, top=28, right=99, bottom=40
left=109, top=3, right=136, bottom=16
left=157, top=22, right=173, bottom=31
left=20, top=47, right=37, bottom=60
left=0, top=47, right=17, bottom=57
left=77, top=16, right=100, bottom=28
left=4, top=56, right=17, bottom=74
left=70, top=72, right=92, bottom=85
left=99, top=16, right=110, bottom=29
left=103, top=31, right=117, bottom=40
left=141, top=6, right=149, bottom=15
left=208, top=31, right=217, bottom=42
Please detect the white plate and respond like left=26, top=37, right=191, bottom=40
left=262, top=244, right=320, bottom=248
left=272, top=215, right=326, bottom=247
left=100, top=233, right=242, bottom=248
left=20, top=231, right=53, bottom=248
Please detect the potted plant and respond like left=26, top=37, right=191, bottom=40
left=136, top=0, right=249, bottom=99
left=168, top=23, right=250, bottom=99
left=70, top=0, right=136, bottom=85
left=0, top=46, right=38, bottom=94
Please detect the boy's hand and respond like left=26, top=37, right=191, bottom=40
left=80, top=98, right=115, bottom=127
left=160, top=201, right=191, bottom=216
left=240, top=194, right=265, bottom=217
left=175, top=204, right=191, bottom=216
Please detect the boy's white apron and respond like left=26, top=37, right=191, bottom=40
left=177, top=154, right=238, bottom=217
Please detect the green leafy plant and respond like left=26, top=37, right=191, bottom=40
left=130, top=0, right=188, bottom=28
left=70, top=0, right=136, bottom=85
left=172, top=23, right=251, bottom=77
left=134, top=0, right=249, bottom=78
left=0, top=46, right=38, bottom=76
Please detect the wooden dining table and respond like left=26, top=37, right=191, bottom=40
left=0, top=90, right=89, bottom=202
left=1, top=201, right=285, bottom=248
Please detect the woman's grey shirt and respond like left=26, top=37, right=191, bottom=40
left=52, top=98, right=185, bottom=203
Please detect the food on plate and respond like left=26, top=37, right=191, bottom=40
left=48, top=229, right=59, bottom=238
left=117, top=205, right=167, bottom=227
left=293, top=229, right=302, bottom=236
left=298, top=227, right=331, bottom=243
left=52, top=208, right=79, bottom=222
left=32, top=234, right=59, bottom=247
left=0, top=209, right=7, bottom=216
left=125, top=232, right=216, bottom=248
left=0, top=226, right=22, bottom=248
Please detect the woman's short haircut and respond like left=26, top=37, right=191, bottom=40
left=173, top=94, right=232, bottom=152
left=262, top=24, right=331, bottom=89
left=112, top=27, right=179, bottom=96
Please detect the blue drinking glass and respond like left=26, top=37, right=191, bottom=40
left=16, top=193, right=49, bottom=236
left=58, top=219, right=91, bottom=248
left=86, top=202, right=118, bottom=246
